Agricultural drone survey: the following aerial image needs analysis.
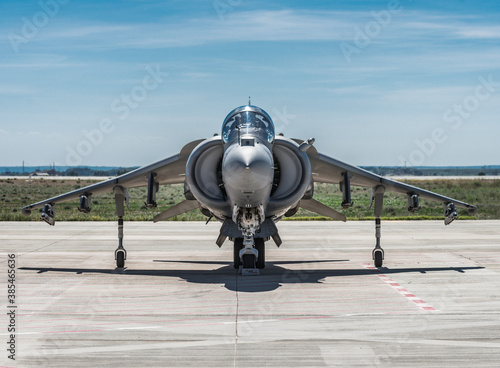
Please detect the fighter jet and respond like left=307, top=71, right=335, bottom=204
left=22, top=104, right=477, bottom=275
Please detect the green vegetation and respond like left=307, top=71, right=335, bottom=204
left=0, top=178, right=498, bottom=222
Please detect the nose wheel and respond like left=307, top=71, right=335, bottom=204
left=242, top=253, right=256, bottom=269
left=233, top=237, right=266, bottom=274
left=233, top=238, right=244, bottom=269
left=255, top=238, right=265, bottom=269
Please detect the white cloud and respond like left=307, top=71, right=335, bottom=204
left=456, top=26, right=500, bottom=39
left=28, top=10, right=357, bottom=50
left=0, top=86, right=37, bottom=95
left=1, top=6, right=499, bottom=166
left=3, top=9, right=496, bottom=54
left=48, top=25, right=132, bottom=38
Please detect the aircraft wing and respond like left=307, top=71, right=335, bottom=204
left=303, top=144, right=477, bottom=214
left=22, top=139, right=205, bottom=214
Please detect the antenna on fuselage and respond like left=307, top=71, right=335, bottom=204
left=248, top=96, right=251, bottom=105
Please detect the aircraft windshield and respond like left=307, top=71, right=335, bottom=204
left=222, top=110, right=275, bottom=144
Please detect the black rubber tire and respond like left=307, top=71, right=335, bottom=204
left=242, top=254, right=255, bottom=269
left=233, top=238, right=244, bottom=269
left=374, top=250, right=383, bottom=268
left=116, top=251, right=125, bottom=268
left=255, top=238, right=265, bottom=269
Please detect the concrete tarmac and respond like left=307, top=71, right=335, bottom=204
left=0, top=220, right=499, bottom=367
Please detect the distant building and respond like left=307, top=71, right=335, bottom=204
left=31, top=172, right=50, bottom=177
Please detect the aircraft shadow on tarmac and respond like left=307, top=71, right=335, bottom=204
left=19, top=260, right=484, bottom=293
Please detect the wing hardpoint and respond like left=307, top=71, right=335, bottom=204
left=304, top=145, right=477, bottom=213
left=21, top=139, right=205, bottom=214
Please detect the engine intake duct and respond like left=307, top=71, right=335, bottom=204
left=267, top=137, right=312, bottom=213
left=185, top=136, right=227, bottom=215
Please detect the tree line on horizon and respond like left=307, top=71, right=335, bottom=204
left=0, top=165, right=498, bottom=177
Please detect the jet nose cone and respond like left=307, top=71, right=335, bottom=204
left=222, top=144, right=274, bottom=193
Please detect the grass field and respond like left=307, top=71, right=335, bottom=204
left=1, top=177, right=498, bottom=222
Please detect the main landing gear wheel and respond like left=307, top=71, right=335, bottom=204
left=255, top=238, right=265, bottom=269
left=233, top=238, right=244, bottom=269
left=374, top=249, right=383, bottom=268
left=116, top=251, right=125, bottom=268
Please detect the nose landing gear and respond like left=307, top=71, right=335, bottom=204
left=233, top=205, right=265, bottom=275
left=233, top=238, right=266, bottom=275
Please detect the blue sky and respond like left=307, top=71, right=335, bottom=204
left=0, top=0, right=499, bottom=167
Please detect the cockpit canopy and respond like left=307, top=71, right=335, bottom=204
left=221, top=105, right=275, bottom=145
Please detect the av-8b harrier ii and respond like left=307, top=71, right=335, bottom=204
left=22, top=104, right=477, bottom=275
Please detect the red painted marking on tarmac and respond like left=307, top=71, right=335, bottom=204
left=362, top=264, right=437, bottom=312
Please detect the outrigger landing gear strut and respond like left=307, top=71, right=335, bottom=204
left=372, top=185, right=385, bottom=268
left=114, top=186, right=127, bottom=268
